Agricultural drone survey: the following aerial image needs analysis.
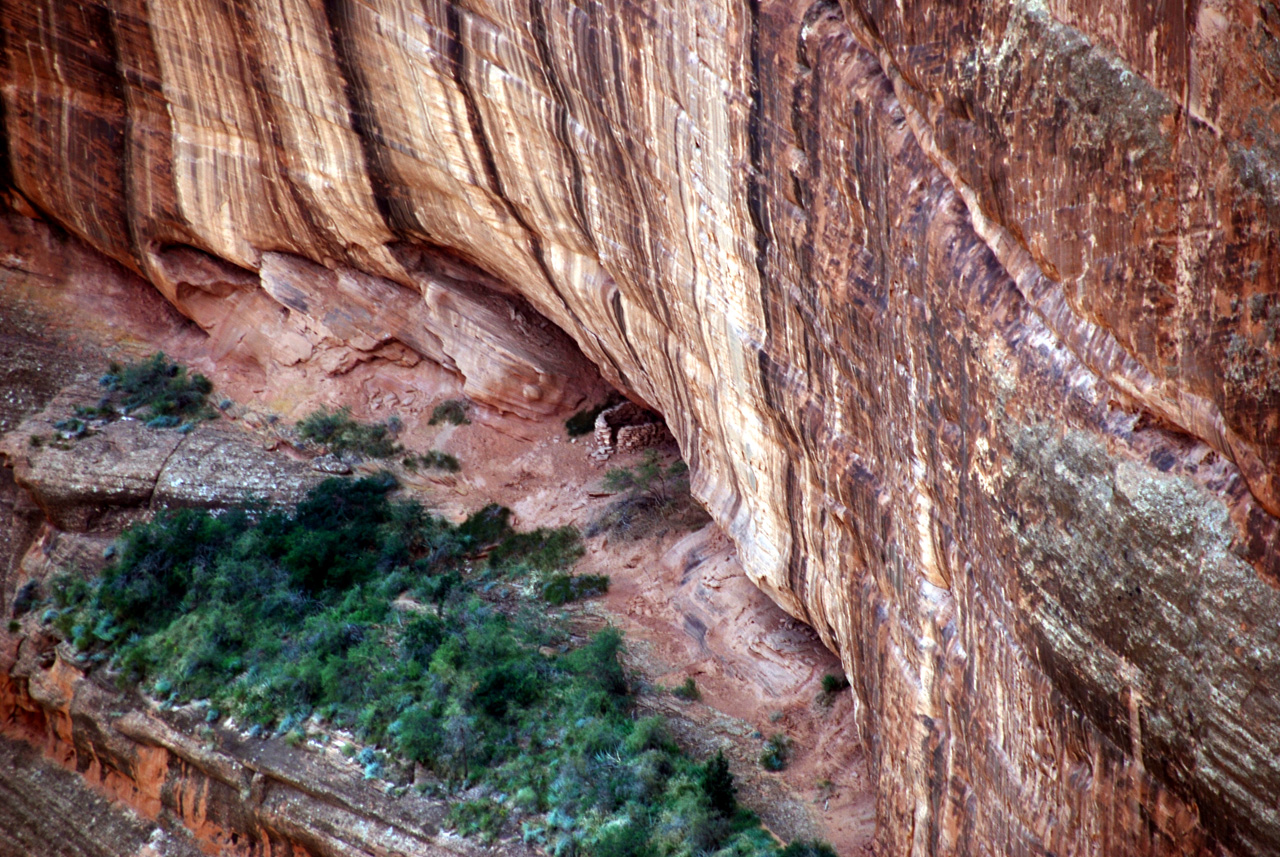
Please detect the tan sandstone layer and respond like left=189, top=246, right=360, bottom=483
left=2, top=2, right=1279, bottom=855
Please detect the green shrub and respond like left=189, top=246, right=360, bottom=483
left=818, top=672, right=850, bottom=706
left=624, top=717, right=678, bottom=756
left=700, top=751, right=737, bottom=819
left=97, top=353, right=214, bottom=424
left=447, top=798, right=508, bottom=843
left=489, top=526, right=584, bottom=573
left=590, top=818, right=656, bottom=857
left=403, top=450, right=460, bottom=472
left=820, top=673, right=849, bottom=694
left=297, top=406, right=402, bottom=458
left=53, top=418, right=88, bottom=437
left=401, top=614, right=445, bottom=664
left=541, top=573, right=610, bottom=605
left=588, top=450, right=709, bottom=540
left=428, top=399, right=470, bottom=426
left=759, top=734, right=791, bottom=772
left=602, top=451, right=683, bottom=502
left=568, top=625, right=629, bottom=700
left=651, top=780, right=728, bottom=855
left=672, top=677, right=700, bottom=702
left=456, top=503, right=511, bottom=547
left=50, top=476, right=789, bottom=856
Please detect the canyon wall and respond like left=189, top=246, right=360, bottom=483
left=0, top=631, right=507, bottom=857
left=2, top=1, right=1278, bottom=855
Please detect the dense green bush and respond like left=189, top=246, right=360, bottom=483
left=403, top=450, right=461, bottom=473
left=448, top=798, right=508, bottom=843
left=542, top=573, right=610, bottom=605
left=47, top=475, right=826, bottom=855
left=428, top=399, right=471, bottom=426
left=700, top=751, right=737, bottom=819
left=92, top=353, right=215, bottom=424
left=759, top=733, right=792, bottom=772
left=672, top=677, right=701, bottom=702
left=59, top=353, right=216, bottom=433
left=820, top=674, right=849, bottom=695
left=818, top=672, right=850, bottom=707
left=297, top=406, right=402, bottom=458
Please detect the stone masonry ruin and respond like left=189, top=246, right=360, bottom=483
left=590, top=401, right=674, bottom=463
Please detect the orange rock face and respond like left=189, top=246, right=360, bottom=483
left=2, top=2, right=1278, bottom=856
left=0, top=633, right=514, bottom=857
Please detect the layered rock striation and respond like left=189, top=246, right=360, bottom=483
left=0, top=381, right=325, bottom=532
left=2, top=1, right=1278, bottom=855
left=0, top=634, right=515, bottom=857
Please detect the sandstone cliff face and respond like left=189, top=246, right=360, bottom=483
left=2, top=2, right=1278, bottom=855
left=0, top=639, right=513, bottom=857
left=0, top=381, right=328, bottom=532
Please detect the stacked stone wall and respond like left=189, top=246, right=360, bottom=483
left=590, top=402, right=672, bottom=462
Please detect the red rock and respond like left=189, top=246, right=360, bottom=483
left=1, top=2, right=1278, bottom=855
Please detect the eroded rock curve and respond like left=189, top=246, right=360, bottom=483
left=2, top=2, right=1279, bottom=854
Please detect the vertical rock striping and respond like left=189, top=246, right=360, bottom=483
left=1, top=1, right=1278, bottom=854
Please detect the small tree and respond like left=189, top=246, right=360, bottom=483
left=603, top=450, right=687, bottom=506
left=442, top=700, right=477, bottom=784
left=428, top=399, right=471, bottom=426
left=590, top=450, right=707, bottom=540
left=297, top=406, right=401, bottom=458
left=700, top=750, right=737, bottom=819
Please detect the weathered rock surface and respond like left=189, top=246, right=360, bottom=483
left=0, top=734, right=205, bottom=857
left=0, top=381, right=325, bottom=531
left=2, top=1, right=1278, bottom=855
left=0, top=639, right=520, bottom=857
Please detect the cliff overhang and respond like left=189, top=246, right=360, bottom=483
left=2, top=1, right=1279, bottom=854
